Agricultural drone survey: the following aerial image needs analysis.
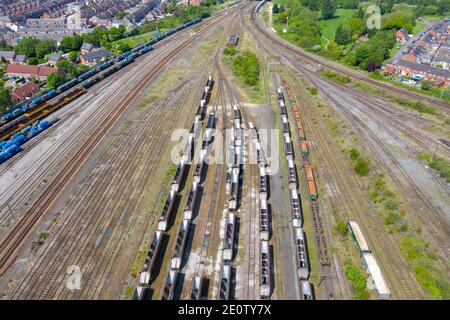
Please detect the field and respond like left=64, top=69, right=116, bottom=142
left=317, top=9, right=357, bottom=48
left=111, top=29, right=169, bottom=49
left=412, top=21, right=427, bottom=35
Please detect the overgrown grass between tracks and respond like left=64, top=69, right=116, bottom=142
left=305, top=77, right=450, bottom=299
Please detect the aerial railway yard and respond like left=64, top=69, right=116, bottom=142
left=0, top=0, right=448, bottom=301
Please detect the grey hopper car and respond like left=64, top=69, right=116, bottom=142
left=287, top=159, right=298, bottom=190
left=219, top=262, right=232, bottom=300
left=193, top=161, right=205, bottom=184
left=234, top=108, right=241, bottom=121
left=139, top=231, right=163, bottom=284
left=259, top=167, right=268, bottom=200
left=300, top=280, right=313, bottom=300
left=171, top=161, right=187, bottom=192
left=223, top=212, right=236, bottom=261
left=228, top=173, right=239, bottom=210
left=190, top=275, right=204, bottom=300
left=170, top=219, right=191, bottom=270
left=184, top=182, right=199, bottom=220
left=282, top=119, right=291, bottom=134
left=161, top=270, right=179, bottom=300
left=259, top=199, right=270, bottom=241
left=290, top=189, right=302, bottom=227
left=133, top=286, right=147, bottom=300
left=294, top=228, right=309, bottom=280
left=277, top=88, right=284, bottom=100
left=284, top=140, right=294, bottom=157
left=158, top=190, right=177, bottom=231
left=260, top=240, right=272, bottom=298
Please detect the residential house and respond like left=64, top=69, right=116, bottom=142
left=48, top=53, right=62, bottom=66
left=395, top=28, right=409, bottom=44
left=80, top=49, right=110, bottom=64
left=0, top=50, right=15, bottom=63
left=14, top=54, right=26, bottom=64
left=6, top=64, right=59, bottom=81
left=10, top=81, right=39, bottom=103
left=384, top=60, right=450, bottom=85
left=80, top=42, right=95, bottom=55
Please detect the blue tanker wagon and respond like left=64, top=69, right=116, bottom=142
left=0, top=16, right=206, bottom=164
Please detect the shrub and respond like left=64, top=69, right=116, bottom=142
left=233, top=50, right=260, bottom=86
left=308, top=87, right=318, bottom=95
left=223, top=46, right=236, bottom=56
left=354, top=158, right=370, bottom=176
left=335, top=220, right=348, bottom=237
left=349, top=148, right=360, bottom=160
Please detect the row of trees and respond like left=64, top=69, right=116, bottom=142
left=299, top=0, right=338, bottom=19
left=276, top=4, right=323, bottom=49
left=16, top=38, right=57, bottom=62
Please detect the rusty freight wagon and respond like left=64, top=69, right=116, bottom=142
left=304, top=164, right=317, bottom=199
left=298, top=127, right=306, bottom=140
left=300, top=140, right=309, bottom=157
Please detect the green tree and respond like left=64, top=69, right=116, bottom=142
left=273, top=3, right=279, bottom=14
left=68, top=51, right=79, bottom=63
left=116, top=42, right=131, bottom=53
left=35, top=39, right=57, bottom=59
left=355, top=44, right=371, bottom=65
left=438, top=0, right=450, bottom=15
left=46, top=72, right=65, bottom=89
left=60, top=35, right=83, bottom=53
left=321, top=0, right=337, bottom=19
left=301, top=0, right=319, bottom=11
left=0, top=88, right=11, bottom=111
left=16, top=38, right=39, bottom=57
left=335, top=23, right=352, bottom=45
left=340, top=0, right=359, bottom=9
left=27, top=57, right=39, bottom=65
left=56, top=60, right=76, bottom=77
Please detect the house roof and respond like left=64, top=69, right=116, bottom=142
left=11, top=81, right=39, bottom=100
left=398, top=28, right=409, bottom=36
left=6, top=64, right=57, bottom=76
left=48, top=54, right=61, bottom=62
left=397, top=59, right=450, bottom=79
left=80, top=42, right=94, bottom=51
left=14, top=54, right=26, bottom=63
left=6, top=64, right=39, bottom=74
left=38, top=66, right=58, bottom=76
left=0, top=50, right=15, bottom=59
left=81, top=49, right=110, bottom=61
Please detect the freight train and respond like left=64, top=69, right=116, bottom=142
left=0, top=119, right=56, bottom=165
left=276, top=86, right=314, bottom=300
left=135, top=76, right=214, bottom=301
left=0, top=17, right=204, bottom=130
left=249, top=121, right=273, bottom=299
left=0, top=17, right=206, bottom=168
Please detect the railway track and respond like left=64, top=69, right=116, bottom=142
left=250, top=2, right=449, bottom=111
left=0, top=8, right=240, bottom=280
left=281, top=71, right=424, bottom=299
left=0, top=36, right=196, bottom=226
left=11, top=77, right=196, bottom=299
left=301, top=70, right=450, bottom=267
